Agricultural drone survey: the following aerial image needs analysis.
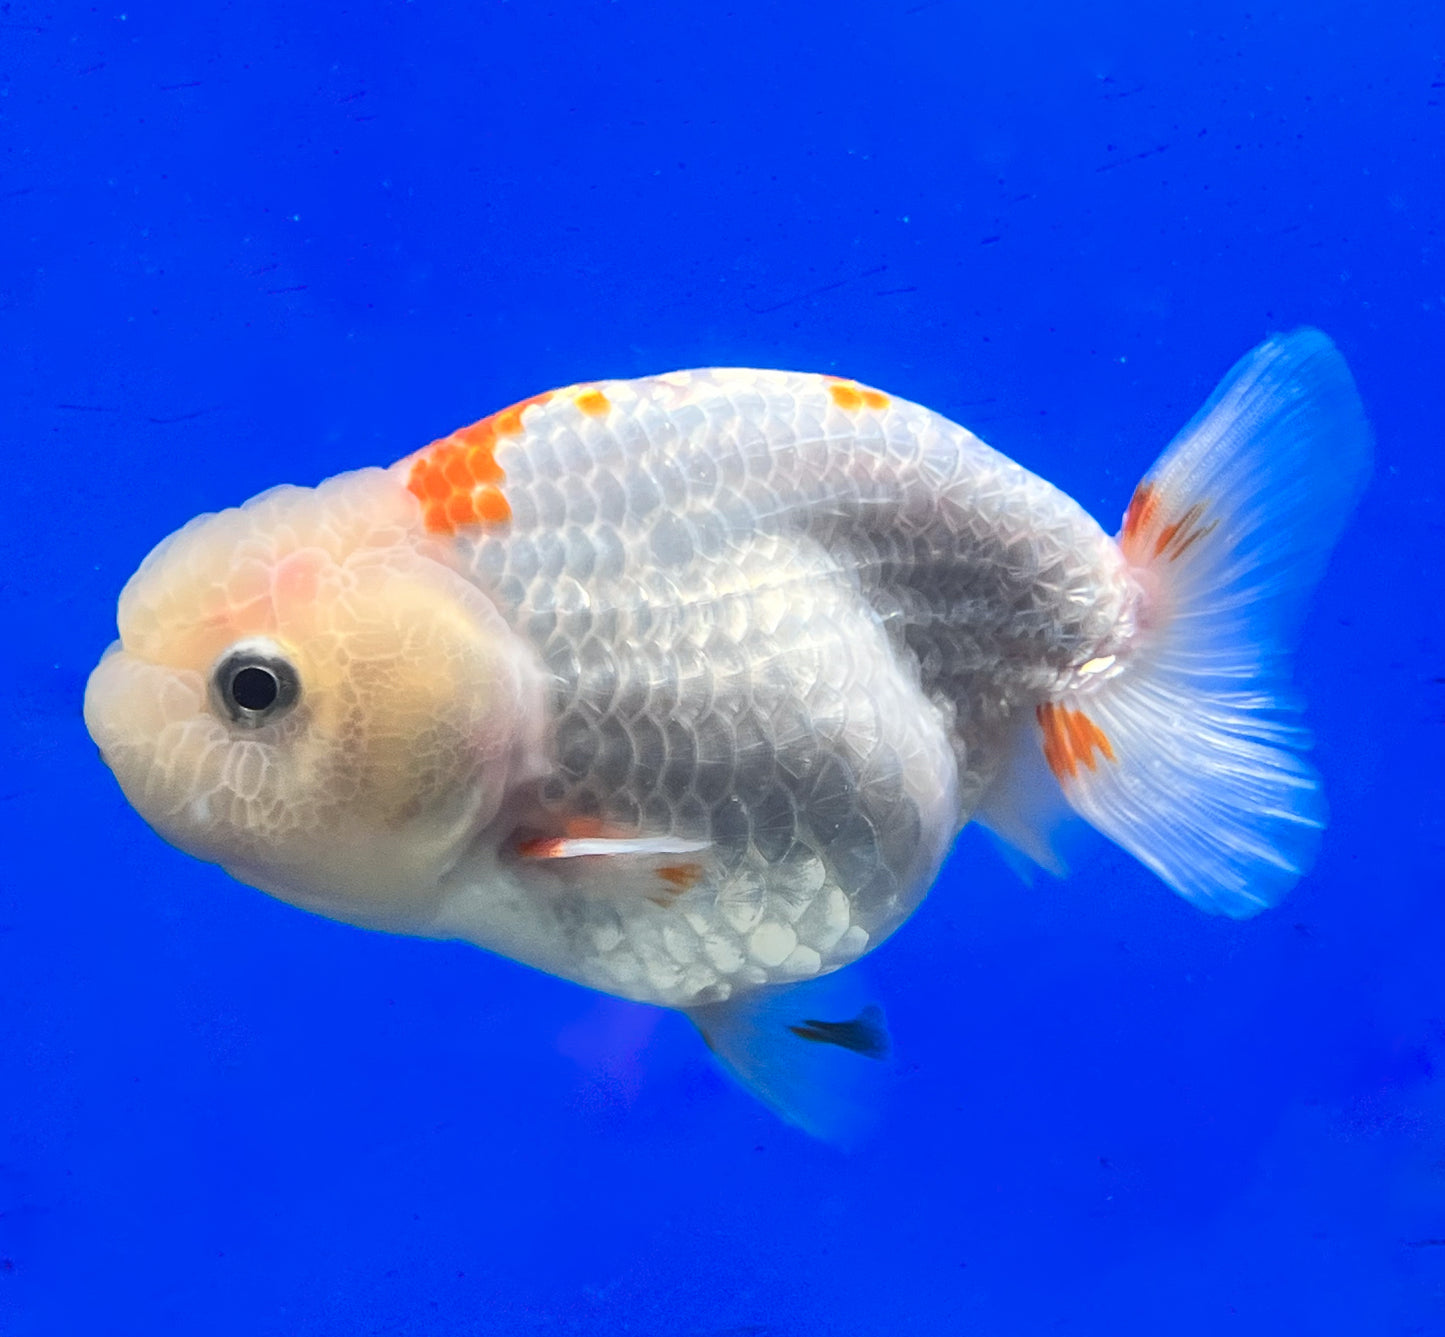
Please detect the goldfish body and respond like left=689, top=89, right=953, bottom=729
left=85, top=332, right=1371, bottom=1137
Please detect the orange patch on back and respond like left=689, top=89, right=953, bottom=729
left=490, top=391, right=551, bottom=437
left=826, top=378, right=890, bottom=413
left=406, top=391, right=553, bottom=534
left=471, top=487, right=511, bottom=524
left=1037, top=702, right=1116, bottom=781
left=574, top=388, right=610, bottom=417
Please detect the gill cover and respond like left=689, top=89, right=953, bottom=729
left=84, top=467, right=546, bottom=929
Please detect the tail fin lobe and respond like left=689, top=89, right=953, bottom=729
left=993, top=329, right=1371, bottom=915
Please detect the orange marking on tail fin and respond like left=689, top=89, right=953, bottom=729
left=1120, top=482, right=1160, bottom=560
left=1037, top=702, right=1072, bottom=779
left=405, top=391, right=552, bottom=534
left=1121, top=483, right=1216, bottom=564
left=1037, top=702, right=1116, bottom=782
left=1153, top=502, right=1218, bottom=561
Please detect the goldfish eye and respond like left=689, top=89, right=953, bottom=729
left=211, top=639, right=300, bottom=729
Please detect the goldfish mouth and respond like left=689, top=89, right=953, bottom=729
left=84, top=647, right=211, bottom=799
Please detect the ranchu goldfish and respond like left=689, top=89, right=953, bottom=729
left=85, top=331, right=1371, bottom=1137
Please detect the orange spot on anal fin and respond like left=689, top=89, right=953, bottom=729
left=1037, top=702, right=1115, bottom=782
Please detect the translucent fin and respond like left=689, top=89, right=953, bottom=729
left=975, top=712, right=1072, bottom=879
left=686, top=972, right=892, bottom=1147
left=510, top=830, right=714, bottom=906
left=516, top=835, right=710, bottom=859
left=1038, top=329, right=1372, bottom=916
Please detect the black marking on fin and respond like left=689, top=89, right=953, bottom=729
left=787, top=1005, right=890, bottom=1060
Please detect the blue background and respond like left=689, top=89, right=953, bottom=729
left=4, top=2, right=1443, bottom=1333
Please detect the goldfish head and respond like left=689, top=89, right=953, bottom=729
left=84, top=467, right=546, bottom=929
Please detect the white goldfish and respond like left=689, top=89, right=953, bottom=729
left=85, top=331, right=1371, bottom=1137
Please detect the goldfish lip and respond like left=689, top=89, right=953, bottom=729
left=83, top=644, right=124, bottom=754
left=83, top=645, right=207, bottom=756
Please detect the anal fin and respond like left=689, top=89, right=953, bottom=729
left=687, top=972, right=893, bottom=1146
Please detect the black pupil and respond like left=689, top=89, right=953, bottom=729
left=231, top=665, right=279, bottom=712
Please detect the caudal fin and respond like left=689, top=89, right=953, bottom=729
left=1024, top=330, right=1371, bottom=915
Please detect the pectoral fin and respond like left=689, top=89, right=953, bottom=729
left=511, top=827, right=712, bottom=905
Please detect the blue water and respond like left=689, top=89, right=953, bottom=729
left=4, top=3, right=1443, bottom=1333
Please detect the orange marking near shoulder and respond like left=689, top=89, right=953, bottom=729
left=1037, top=702, right=1116, bottom=781
left=472, top=486, right=511, bottom=523
left=491, top=392, right=551, bottom=436
left=574, top=388, right=610, bottom=417
left=405, top=391, right=552, bottom=534
left=445, top=492, right=476, bottom=527
left=466, top=446, right=503, bottom=485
